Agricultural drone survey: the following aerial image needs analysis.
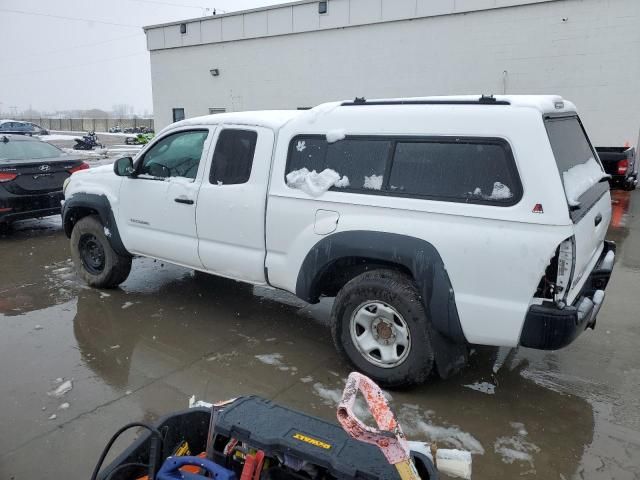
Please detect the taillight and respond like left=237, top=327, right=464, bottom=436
left=68, top=162, right=90, bottom=174
left=617, top=159, right=629, bottom=175
left=67, top=162, right=89, bottom=175
left=0, top=172, right=17, bottom=183
left=555, top=237, right=576, bottom=305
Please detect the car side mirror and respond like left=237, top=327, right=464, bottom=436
left=114, top=157, right=134, bottom=176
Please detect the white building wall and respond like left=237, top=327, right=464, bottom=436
left=146, top=0, right=640, bottom=145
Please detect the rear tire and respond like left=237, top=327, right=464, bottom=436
left=70, top=215, right=131, bottom=288
left=331, top=269, right=434, bottom=388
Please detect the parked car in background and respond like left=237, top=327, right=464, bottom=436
left=0, top=120, right=34, bottom=135
left=63, top=95, right=616, bottom=387
left=595, top=146, right=637, bottom=190
left=0, top=134, right=89, bottom=228
left=27, top=122, right=49, bottom=135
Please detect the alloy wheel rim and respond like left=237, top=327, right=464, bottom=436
left=349, top=301, right=411, bottom=368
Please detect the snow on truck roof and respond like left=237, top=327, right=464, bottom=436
left=165, top=95, right=575, bottom=133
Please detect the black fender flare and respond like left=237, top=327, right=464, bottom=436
left=296, top=231, right=466, bottom=344
left=62, top=193, right=130, bottom=257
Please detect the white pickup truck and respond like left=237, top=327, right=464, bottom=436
left=62, top=95, right=616, bottom=387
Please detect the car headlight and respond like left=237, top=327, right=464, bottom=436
left=63, top=177, right=71, bottom=194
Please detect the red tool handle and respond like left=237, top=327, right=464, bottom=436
left=336, top=372, right=410, bottom=465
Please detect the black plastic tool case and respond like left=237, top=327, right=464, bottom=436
left=97, top=396, right=437, bottom=480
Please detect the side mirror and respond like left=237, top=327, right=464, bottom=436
left=114, top=157, right=134, bottom=176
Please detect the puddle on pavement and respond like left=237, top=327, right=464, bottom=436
left=1, top=192, right=640, bottom=479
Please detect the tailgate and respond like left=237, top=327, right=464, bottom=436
left=569, top=188, right=611, bottom=302
left=545, top=115, right=612, bottom=303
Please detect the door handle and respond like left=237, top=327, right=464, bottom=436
left=594, top=213, right=603, bottom=226
left=175, top=197, right=194, bottom=205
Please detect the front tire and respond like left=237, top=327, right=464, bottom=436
left=70, top=215, right=131, bottom=288
left=331, top=270, right=434, bottom=388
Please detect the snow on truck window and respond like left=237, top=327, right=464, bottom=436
left=286, top=137, right=391, bottom=194
left=285, top=136, right=519, bottom=204
left=389, top=141, right=518, bottom=203
left=545, top=116, right=607, bottom=206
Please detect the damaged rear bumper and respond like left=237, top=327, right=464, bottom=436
left=520, top=241, right=616, bottom=350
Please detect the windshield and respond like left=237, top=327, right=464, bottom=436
left=0, top=140, right=64, bottom=161
left=545, top=116, right=606, bottom=207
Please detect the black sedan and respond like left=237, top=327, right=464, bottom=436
left=0, top=134, right=89, bottom=228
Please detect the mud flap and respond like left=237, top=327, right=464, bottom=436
left=431, top=329, right=468, bottom=379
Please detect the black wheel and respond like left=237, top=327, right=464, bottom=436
left=70, top=215, right=131, bottom=288
left=331, top=269, right=434, bottom=388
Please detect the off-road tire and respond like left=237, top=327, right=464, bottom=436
left=331, top=269, right=434, bottom=388
left=70, top=215, right=131, bottom=288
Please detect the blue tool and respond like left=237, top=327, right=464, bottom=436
left=157, top=456, right=237, bottom=480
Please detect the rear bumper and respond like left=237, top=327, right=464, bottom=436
left=520, top=241, right=616, bottom=350
left=0, top=190, right=63, bottom=224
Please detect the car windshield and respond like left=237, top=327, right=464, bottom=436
left=0, top=140, right=64, bottom=161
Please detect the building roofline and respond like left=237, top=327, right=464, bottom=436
left=143, top=0, right=313, bottom=31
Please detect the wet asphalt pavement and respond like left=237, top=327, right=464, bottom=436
left=0, top=182, right=639, bottom=479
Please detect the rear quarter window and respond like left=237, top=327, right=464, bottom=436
left=285, top=135, right=522, bottom=206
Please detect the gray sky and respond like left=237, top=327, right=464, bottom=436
left=0, top=0, right=291, bottom=116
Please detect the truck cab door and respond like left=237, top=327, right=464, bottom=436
left=196, top=126, right=273, bottom=283
left=118, top=127, right=214, bottom=267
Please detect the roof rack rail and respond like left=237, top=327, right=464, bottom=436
left=341, top=96, right=510, bottom=107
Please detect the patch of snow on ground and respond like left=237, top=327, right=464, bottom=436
left=326, top=129, right=346, bottom=143
left=254, top=353, right=294, bottom=372
left=464, top=381, right=496, bottom=395
left=296, top=140, right=306, bottom=152
left=121, top=302, right=134, bottom=309
left=286, top=168, right=349, bottom=196
left=58, top=402, right=70, bottom=410
left=494, top=422, right=539, bottom=466
left=563, top=157, right=607, bottom=206
left=363, top=174, right=383, bottom=190
left=37, top=134, right=79, bottom=141
left=398, top=404, right=484, bottom=455
left=48, top=380, right=72, bottom=398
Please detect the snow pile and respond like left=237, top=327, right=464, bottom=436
left=326, top=129, right=346, bottom=144
left=363, top=174, right=383, bottom=190
left=489, top=182, right=512, bottom=200
left=463, top=381, right=496, bottom=395
left=48, top=379, right=73, bottom=398
left=37, top=134, right=79, bottom=142
left=494, top=422, right=540, bottom=466
left=286, top=168, right=350, bottom=196
left=562, top=157, right=607, bottom=206
left=472, top=182, right=513, bottom=200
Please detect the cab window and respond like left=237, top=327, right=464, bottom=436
left=138, top=130, right=208, bottom=179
